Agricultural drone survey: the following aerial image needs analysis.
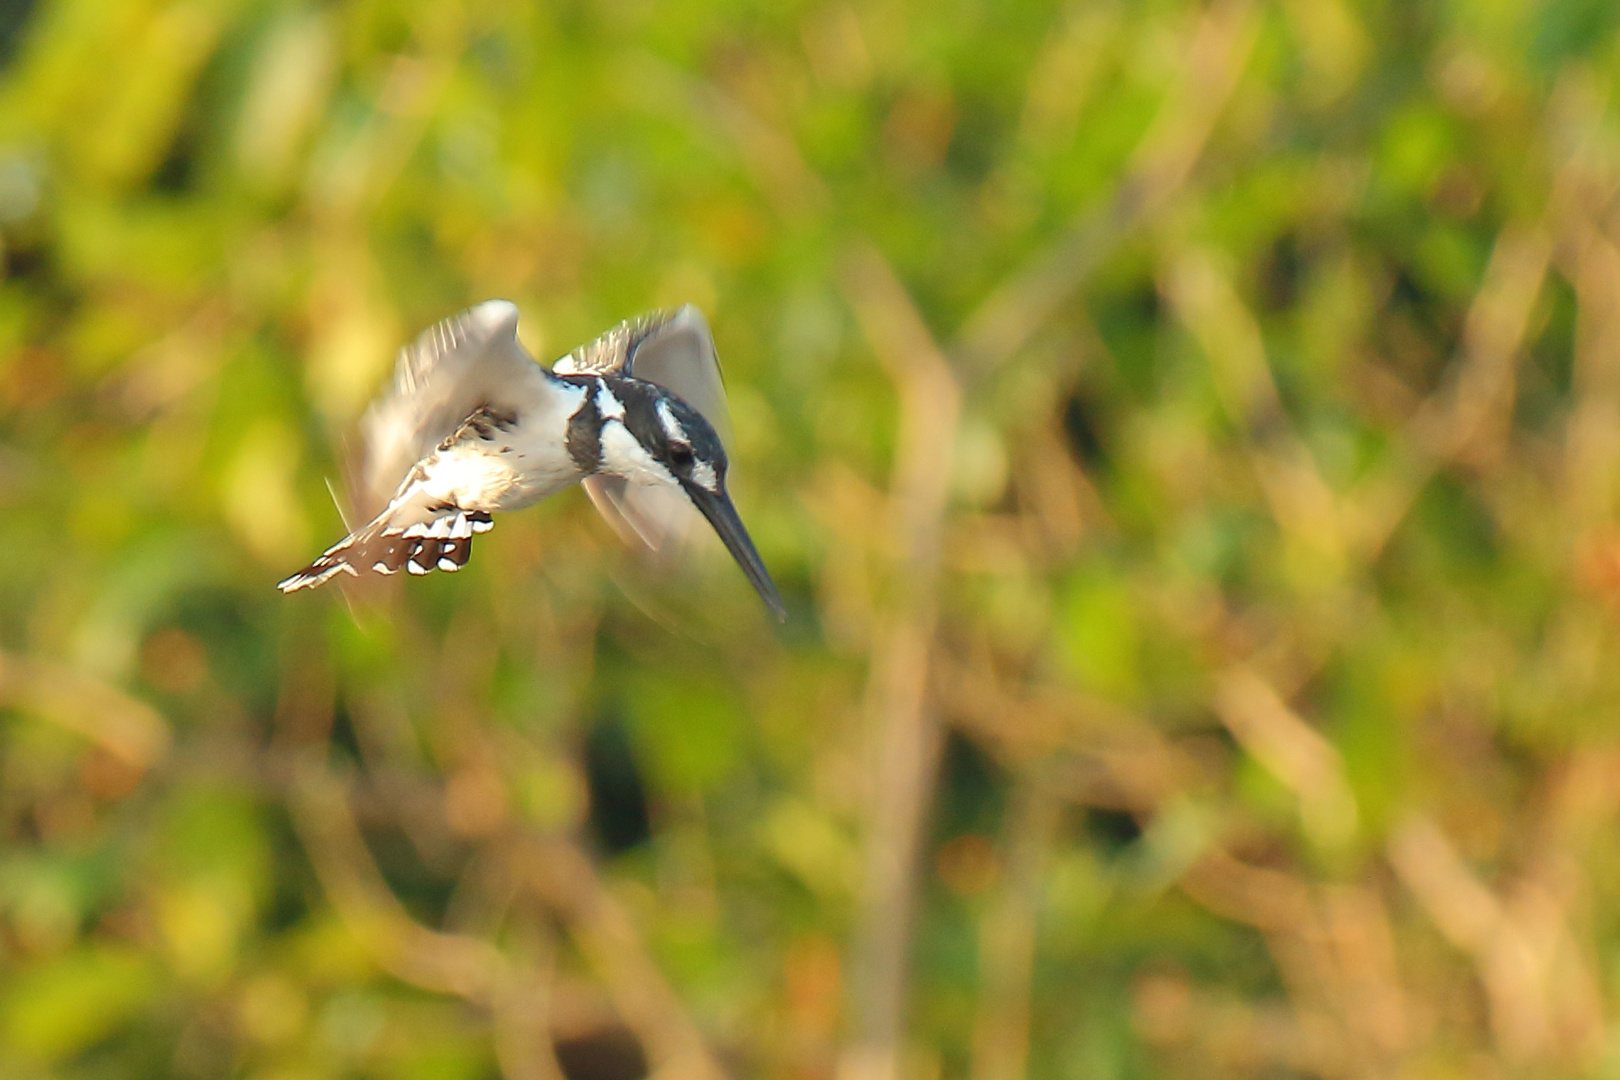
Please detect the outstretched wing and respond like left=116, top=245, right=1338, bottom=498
left=553, top=305, right=733, bottom=553
left=357, top=299, right=540, bottom=519
left=573, top=474, right=697, bottom=553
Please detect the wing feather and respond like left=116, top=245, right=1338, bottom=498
left=356, top=300, right=541, bottom=518
left=580, top=475, right=695, bottom=554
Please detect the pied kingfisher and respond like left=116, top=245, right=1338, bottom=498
left=277, top=300, right=786, bottom=620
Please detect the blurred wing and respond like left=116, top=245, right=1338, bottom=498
left=357, top=300, right=539, bottom=518
left=557, top=305, right=734, bottom=555
left=580, top=475, right=695, bottom=554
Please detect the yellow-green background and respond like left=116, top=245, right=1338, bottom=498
left=1, top=0, right=1618, bottom=1077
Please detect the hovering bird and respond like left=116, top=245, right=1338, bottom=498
left=277, top=300, right=786, bottom=620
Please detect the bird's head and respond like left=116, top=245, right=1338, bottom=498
left=597, top=377, right=786, bottom=620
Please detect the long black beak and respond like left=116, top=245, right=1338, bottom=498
left=683, top=482, right=787, bottom=622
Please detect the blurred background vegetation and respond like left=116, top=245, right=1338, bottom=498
left=2, top=0, right=1620, bottom=1077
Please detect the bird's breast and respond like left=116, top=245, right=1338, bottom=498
left=422, top=380, right=590, bottom=512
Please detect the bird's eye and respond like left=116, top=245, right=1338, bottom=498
left=669, top=444, right=694, bottom=468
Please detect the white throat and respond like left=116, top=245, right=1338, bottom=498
left=598, top=420, right=679, bottom=488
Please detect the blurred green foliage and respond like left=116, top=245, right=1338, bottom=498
left=3, top=0, right=1620, bottom=1078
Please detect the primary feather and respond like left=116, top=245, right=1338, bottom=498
left=356, top=299, right=541, bottom=519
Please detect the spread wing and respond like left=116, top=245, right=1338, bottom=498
left=574, top=475, right=700, bottom=553
left=554, top=305, right=733, bottom=553
left=357, top=299, right=541, bottom=519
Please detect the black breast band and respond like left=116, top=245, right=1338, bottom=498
left=564, top=379, right=604, bottom=474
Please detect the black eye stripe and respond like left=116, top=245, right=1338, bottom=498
left=607, top=376, right=726, bottom=471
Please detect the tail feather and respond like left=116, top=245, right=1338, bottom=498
left=278, top=508, right=493, bottom=593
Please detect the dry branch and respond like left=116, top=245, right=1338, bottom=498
left=837, top=242, right=962, bottom=1080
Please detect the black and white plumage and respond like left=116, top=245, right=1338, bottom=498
left=554, top=306, right=732, bottom=553
left=277, top=300, right=786, bottom=620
